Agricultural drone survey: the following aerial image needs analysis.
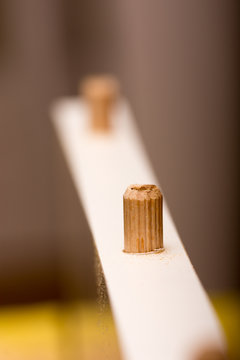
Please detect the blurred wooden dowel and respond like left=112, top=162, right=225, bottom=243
left=81, top=74, right=119, bottom=132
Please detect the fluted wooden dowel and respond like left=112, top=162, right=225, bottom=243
left=81, top=74, right=119, bottom=132
left=123, top=184, right=163, bottom=253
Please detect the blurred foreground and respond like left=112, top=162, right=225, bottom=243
left=0, top=294, right=239, bottom=360
left=0, top=301, right=121, bottom=360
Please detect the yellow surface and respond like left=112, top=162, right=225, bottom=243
left=211, top=292, right=240, bottom=360
left=0, top=302, right=121, bottom=360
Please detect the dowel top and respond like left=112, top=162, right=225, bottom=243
left=124, top=184, right=162, bottom=201
left=81, top=74, right=119, bottom=101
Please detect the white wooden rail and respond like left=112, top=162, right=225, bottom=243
left=51, top=97, right=226, bottom=360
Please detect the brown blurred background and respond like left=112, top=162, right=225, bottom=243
left=0, top=0, right=239, bottom=305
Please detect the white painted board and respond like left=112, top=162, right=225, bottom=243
left=51, top=98, right=226, bottom=360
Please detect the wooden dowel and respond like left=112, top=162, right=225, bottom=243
left=123, top=184, right=163, bottom=253
left=81, top=74, right=119, bottom=132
